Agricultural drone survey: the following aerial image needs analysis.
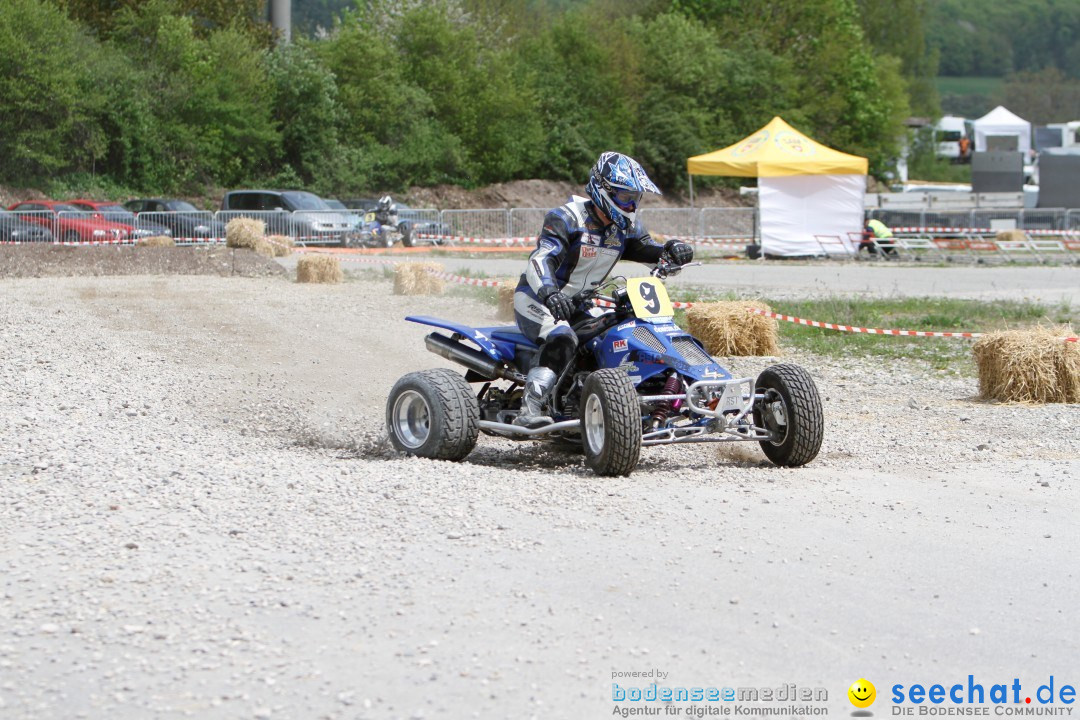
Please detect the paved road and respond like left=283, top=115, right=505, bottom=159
left=282, top=253, right=1080, bottom=304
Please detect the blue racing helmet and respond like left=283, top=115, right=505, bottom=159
left=586, top=151, right=661, bottom=232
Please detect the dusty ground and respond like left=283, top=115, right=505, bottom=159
left=1, top=270, right=1078, bottom=720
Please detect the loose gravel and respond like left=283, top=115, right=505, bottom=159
left=1, top=274, right=1077, bottom=719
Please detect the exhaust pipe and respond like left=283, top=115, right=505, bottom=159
left=424, top=333, right=524, bottom=383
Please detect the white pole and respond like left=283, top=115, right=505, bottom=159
left=688, top=173, right=695, bottom=208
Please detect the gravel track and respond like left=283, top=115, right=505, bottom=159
left=1, top=273, right=1078, bottom=719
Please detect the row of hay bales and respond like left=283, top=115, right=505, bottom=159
left=224, top=217, right=294, bottom=258
left=226, top=217, right=344, bottom=284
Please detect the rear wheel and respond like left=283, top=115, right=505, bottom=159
left=386, top=369, right=479, bottom=461
left=63, top=230, right=80, bottom=244
left=753, top=363, right=823, bottom=467
left=580, top=369, right=642, bottom=476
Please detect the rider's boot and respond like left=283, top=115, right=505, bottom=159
left=513, top=367, right=555, bottom=428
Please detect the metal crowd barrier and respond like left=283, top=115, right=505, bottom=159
left=4, top=204, right=1078, bottom=266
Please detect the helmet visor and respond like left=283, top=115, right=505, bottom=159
left=611, top=189, right=643, bottom=212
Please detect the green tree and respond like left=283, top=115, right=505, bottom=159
left=53, top=0, right=270, bottom=41
left=627, top=11, right=797, bottom=190
left=675, top=0, right=909, bottom=176
left=0, top=0, right=106, bottom=181
left=512, top=4, right=639, bottom=181
left=266, top=41, right=342, bottom=190
left=856, top=0, right=939, bottom=117
left=317, top=8, right=467, bottom=189
left=1000, top=67, right=1080, bottom=124
left=110, top=1, right=280, bottom=188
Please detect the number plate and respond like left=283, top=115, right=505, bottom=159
left=626, top=277, right=674, bottom=319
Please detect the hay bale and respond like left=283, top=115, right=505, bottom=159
left=225, top=217, right=273, bottom=257
left=296, top=254, right=343, bottom=284
left=995, top=229, right=1027, bottom=243
left=684, top=301, right=780, bottom=357
left=136, top=235, right=174, bottom=247
left=267, top=234, right=294, bottom=257
left=496, top=280, right=516, bottom=321
left=225, top=217, right=264, bottom=248
left=393, top=262, right=445, bottom=295
left=973, top=326, right=1080, bottom=403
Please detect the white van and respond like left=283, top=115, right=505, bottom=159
left=935, top=116, right=969, bottom=160
left=1045, top=121, right=1080, bottom=150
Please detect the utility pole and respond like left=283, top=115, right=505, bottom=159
left=268, top=0, right=291, bottom=42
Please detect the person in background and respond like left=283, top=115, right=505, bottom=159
left=861, top=218, right=897, bottom=257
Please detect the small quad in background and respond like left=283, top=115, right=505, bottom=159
left=386, top=260, right=823, bottom=476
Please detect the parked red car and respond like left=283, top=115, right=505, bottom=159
left=68, top=198, right=173, bottom=239
left=7, top=200, right=134, bottom=243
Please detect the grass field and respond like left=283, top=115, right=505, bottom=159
left=935, top=75, right=1004, bottom=97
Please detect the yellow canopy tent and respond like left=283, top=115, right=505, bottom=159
left=687, top=116, right=868, bottom=178
left=687, top=117, right=869, bottom=257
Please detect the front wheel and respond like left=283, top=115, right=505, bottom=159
left=386, top=369, right=479, bottom=461
left=580, top=369, right=642, bottom=476
left=753, top=363, right=823, bottom=467
left=400, top=223, right=414, bottom=247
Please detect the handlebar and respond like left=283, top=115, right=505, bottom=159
left=651, top=258, right=702, bottom=279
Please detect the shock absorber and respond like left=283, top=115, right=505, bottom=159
left=649, top=374, right=684, bottom=428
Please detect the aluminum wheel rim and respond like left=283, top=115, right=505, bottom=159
left=392, top=390, right=431, bottom=449
left=584, top=394, right=605, bottom=455
left=763, top=391, right=789, bottom=446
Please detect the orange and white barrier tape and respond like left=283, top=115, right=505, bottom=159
left=747, top=308, right=982, bottom=338
left=653, top=234, right=753, bottom=247
left=414, top=234, right=532, bottom=246
left=891, top=226, right=1080, bottom=237
left=747, top=308, right=1080, bottom=342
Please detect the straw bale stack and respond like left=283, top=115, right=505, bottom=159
left=994, top=229, right=1027, bottom=243
left=136, top=236, right=175, bottom=247
left=225, top=217, right=273, bottom=257
left=266, top=234, right=294, bottom=257
left=497, top=281, right=517, bottom=321
left=296, top=254, right=343, bottom=284
left=684, top=301, right=780, bottom=356
left=393, top=262, right=445, bottom=295
left=973, top=327, right=1080, bottom=403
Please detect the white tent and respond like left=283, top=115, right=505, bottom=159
left=973, top=106, right=1031, bottom=154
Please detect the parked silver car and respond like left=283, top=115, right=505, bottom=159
left=220, top=190, right=357, bottom=245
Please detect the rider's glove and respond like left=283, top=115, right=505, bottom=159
left=663, top=239, right=694, bottom=267
left=538, top=285, right=574, bottom=322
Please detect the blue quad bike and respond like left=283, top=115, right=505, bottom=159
left=385, top=260, right=823, bottom=476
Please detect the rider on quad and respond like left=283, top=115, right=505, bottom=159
left=513, top=151, right=694, bottom=428
left=374, top=195, right=399, bottom=240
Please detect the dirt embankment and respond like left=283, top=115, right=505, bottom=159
left=403, top=178, right=753, bottom=209
left=2, top=179, right=753, bottom=212
left=0, top=245, right=285, bottom=279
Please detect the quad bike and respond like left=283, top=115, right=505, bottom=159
left=385, top=259, right=823, bottom=476
left=351, top=212, right=401, bottom=248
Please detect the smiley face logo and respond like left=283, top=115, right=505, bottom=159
left=848, top=679, right=876, bottom=708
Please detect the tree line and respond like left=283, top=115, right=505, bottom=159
left=927, top=0, right=1080, bottom=79
left=1, top=0, right=934, bottom=198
